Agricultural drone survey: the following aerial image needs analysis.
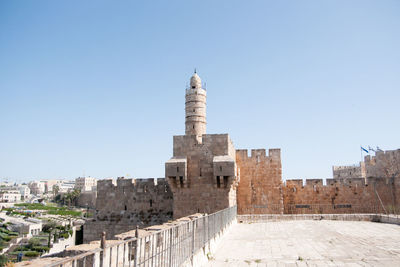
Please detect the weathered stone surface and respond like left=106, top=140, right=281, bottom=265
left=166, top=134, right=239, bottom=219
left=83, top=177, right=173, bottom=242
left=236, top=149, right=283, bottom=214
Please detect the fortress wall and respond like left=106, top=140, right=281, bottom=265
left=236, top=148, right=283, bottom=214
left=283, top=177, right=400, bottom=214
left=365, top=149, right=400, bottom=178
left=76, top=191, right=96, bottom=209
left=333, top=164, right=365, bottom=179
left=84, top=178, right=173, bottom=242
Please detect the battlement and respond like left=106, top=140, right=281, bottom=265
left=98, top=178, right=168, bottom=192
left=284, top=177, right=384, bottom=188
left=365, top=149, right=400, bottom=163
left=333, top=165, right=360, bottom=170
left=236, top=148, right=281, bottom=161
left=364, top=149, right=400, bottom=178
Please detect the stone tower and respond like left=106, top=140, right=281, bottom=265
left=166, top=72, right=239, bottom=219
left=185, top=71, right=207, bottom=138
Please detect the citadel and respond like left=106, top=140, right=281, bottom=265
left=83, top=72, right=400, bottom=242
left=18, top=72, right=400, bottom=266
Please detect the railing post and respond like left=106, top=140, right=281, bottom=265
left=94, top=250, right=101, bottom=267
left=134, top=226, right=139, bottom=267
left=100, top=231, right=106, bottom=267
left=191, top=220, right=195, bottom=257
left=169, top=228, right=173, bottom=267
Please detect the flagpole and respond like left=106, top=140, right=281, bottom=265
left=360, top=145, right=363, bottom=163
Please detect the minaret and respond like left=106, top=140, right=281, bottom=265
left=185, top=71, right=207, bottom=137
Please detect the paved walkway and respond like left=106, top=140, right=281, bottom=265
left=206, top=220, right=400, bottom=266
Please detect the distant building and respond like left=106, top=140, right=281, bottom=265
left=75, top=177, right=97, bottom=192
left=40, top=180, right=62, bottom=193
left=18, top=185, right=30, bottom=200
left=2, top=216, right=42, bottom=237
left=0, top=190, right=21, bottom=202
left=59, top=180, right=75, bottom=193
left=28, top=181, right=45, bottom=195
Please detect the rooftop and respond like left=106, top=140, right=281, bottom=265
left=207, top=220, right=400, bottom=266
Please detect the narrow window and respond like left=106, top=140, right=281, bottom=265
left=177, top=166, right=179, bottom=172
left=217, top=176, right=221, bottom=188
left=144, top=185, right=147, bottom=193
left=179, top=176, right=184, bottom=187
left=150, top=199, right=153, bottom=207
left=199, top=168, right=202, bottom=177
left=124, top=205, right=127, bottom=211
left=223, top=176, right=229, bottom=188
left=193, top=125, right=195, bottom=129
left=219, top=166, right=222, bottom=171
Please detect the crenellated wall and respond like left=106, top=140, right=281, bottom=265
left=365, top=149, right=400, bottom=178
left=236, top=148, right=283, bottom=214
left=83, top=177, right=173, bottom=242
left=283, top=176, right=400, bottom=214
left=332, top=163, right=366, bottom=179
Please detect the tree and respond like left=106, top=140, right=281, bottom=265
left=53, top=185, right=59, bottom=197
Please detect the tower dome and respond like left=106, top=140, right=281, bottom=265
left=190, top=73, right=202, bottom=89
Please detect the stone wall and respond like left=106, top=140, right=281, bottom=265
left=365, top=149, right=400, bottom=178
left=166, top=134, right=239, bottom=219
left=76, top=191, right=96, bottom=209
left=332, top=163, right=365, bottom=179
left=236, top=149, right=283, bottom=214
left=282, top=176, right=400, bottom=214
left=83, top=178, right=173, bottom=242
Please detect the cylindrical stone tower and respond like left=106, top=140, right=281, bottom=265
left=185, top=71, right=207, bottom=136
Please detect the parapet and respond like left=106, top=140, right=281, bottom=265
left=285, top=177, right=367, bottom=189
left=236, top=148, right=281, bottom=161
left=285, top=179, right=303, bottom=187
left=97, top=177, right=170, bottom=195
left=306, top=179, right=323, bottom=186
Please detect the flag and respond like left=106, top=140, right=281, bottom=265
left=361, top=147, right=369, bottom=153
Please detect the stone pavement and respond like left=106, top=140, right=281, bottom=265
left=205, top=220, right=400, bottom=266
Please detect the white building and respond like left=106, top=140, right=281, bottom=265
left=0, top=190, right=21, bottom=203
left=1, top=216, right=43, bottom=238
left=28, top=181, right=46, bottom=195
left=18, top=185, right=30, bottom=200
left=59, top=180, right=75, bottom=193
left=40, top=179, right=63, bottom=193
left=75, top=177, right=97, bottom=192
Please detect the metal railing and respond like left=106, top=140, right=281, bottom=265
left=45, top=205, right=237, bottom=267
left=238, top=204, right=400, bottom=215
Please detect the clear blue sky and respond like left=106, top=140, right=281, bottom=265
left=1, top=1, right=399, bottom=183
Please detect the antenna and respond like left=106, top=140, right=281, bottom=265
left=194, top=68, right=197, bottom=74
